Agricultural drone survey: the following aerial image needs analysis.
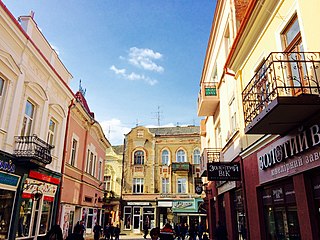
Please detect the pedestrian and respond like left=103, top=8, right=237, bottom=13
left=174, top=223, right=181, bottom=240
left=197, top=222, right=205, bottom=240
left=188, top=223, right=196, bottom=240
left=180, top=223, right=187, bottom=240
left=114, top=224, right=120, bottom=240
left=143, top=219, right=150, bottom=239
left=110, top=224, right=115, bottom=240
left=42, top=224, right=63, bottom=240
left=160, top=223, right=174, bottom=240
left=77, top=220, right=85, bottom=236
left=66, top=224, right=84, bottom=240
left=214, top=221, right=228, bottom=240
left=150, top=227, right=160, bottom=240
left=93, top=222, right=102, bottom=240
left=104, top=223, right=111, bottom=240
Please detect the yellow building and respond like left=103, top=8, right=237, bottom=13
left=104, top=145, right=124, bottom=226
left=121, top=126, right=205, bottom=234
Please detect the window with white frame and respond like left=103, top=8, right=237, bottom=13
left=162, top=150, right=169, bottom=165
left=105, top=176, right=111, bottom=191
left=21, top=100, right=35, bottom=136
left=133, top=178, right=144, bottom=193
left=70, top=138, right=78, bottom=166
left=124, top=206, right=132, bottom=230
left=0, top=77, right=4, bottom=106
left=98, top=160, right=102, bottom=181
left=134, top=150, right=144, bottom=165
left=193, top=149, right=200, bottom=164
left=93, top=155, right=97, bottom=177
left=229, top=97, right=237, bottom=134
left=47, top=118, right=56, bottom=146
left=162, top=178, right=169, bottom=194
left=177, top=178, right=187, bottom=193
left=176, top=149, right=186, bottom=162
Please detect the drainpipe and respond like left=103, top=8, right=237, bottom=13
left=56, top=99, right=75, bottom=224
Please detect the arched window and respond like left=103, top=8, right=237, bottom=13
left=193, top=149, right=201, bottom=164
left=176, top=149, right=186, bottom=163
left=134, top=150, right=144, bottom=165
left=162, top=150, right=169, bottom=165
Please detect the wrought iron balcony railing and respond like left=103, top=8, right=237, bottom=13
left=242, top=52, right=320, bottom=133
left=14, top=135, right=54, bottom=165
left=171, top=162, right=191, bottom=172
left=200, top=148, right=221, bottom=177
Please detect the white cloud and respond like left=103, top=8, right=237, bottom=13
left=100, top=118, right=131, bottom=145
left=128, top=47, right=164, bottom=73
left=110, top=65, right=158, bottom=86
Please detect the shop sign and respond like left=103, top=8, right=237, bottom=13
left=257, top=124, right=320, bottom=184
left=0, top=171, right=19, bottom=187
left=127, top=202, right=150, bottom=206
left=172, top=200, right=195, bottom=212
left=158, top=201, right=172, bottom=207
left=0, top=159, right=15, bottom=173
left=207, top=162, right=241, bottom=181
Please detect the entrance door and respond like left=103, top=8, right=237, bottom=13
left=133, top=207, right=141, bottom=233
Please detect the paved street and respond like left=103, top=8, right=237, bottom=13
left=86, top=234, right=150, bottom=240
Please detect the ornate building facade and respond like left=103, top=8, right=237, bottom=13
left=121, top=126, right=205, bottom=234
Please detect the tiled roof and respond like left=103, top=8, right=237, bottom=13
left=149, top=126, right=200, bottom=136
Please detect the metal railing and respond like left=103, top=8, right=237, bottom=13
left=242, top=52, right=320, bottom=126
left=14, top=135, right=54, bottom=165
left=200, top=148, right=221, bottom=176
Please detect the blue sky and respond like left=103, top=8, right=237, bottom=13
left=4, top=0, right=215, bottom=145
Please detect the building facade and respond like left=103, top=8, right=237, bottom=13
left=121, top=126, right=205, bottom=234
left=59, top=90, right=111, bottom=238
left=0, top=2, right=73, bottom=239
left=199, top=0, right=320, bottom=240
left=104, top=145, right=123, bottom=227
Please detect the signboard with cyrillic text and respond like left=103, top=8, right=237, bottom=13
left=207, top=162, right=241, bottom=181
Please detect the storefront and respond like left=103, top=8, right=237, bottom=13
left=122, top=201, right=156, bottom=234
left=251, top=121, right=320, bottom=239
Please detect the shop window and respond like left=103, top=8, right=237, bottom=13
left=134, top=150, right=144, bottom=165
left=17, top=198, right=34, bottom=238
left=262, top=182, right=300, bottom=240
left=124, top=207, right=132, bottom=230
left=38, top=200, right=53, bottom=234
left=193, top=149, right=200, bottom=164
left=162, top=150, right=169, bottom=165
left=21, top=100, right=35, bottom=136
left=176, top=149, right=186, bottom=163
left=0, top=189, right=14, bottom=239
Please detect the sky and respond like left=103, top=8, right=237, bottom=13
left=3, top=0, right=216, bottom=145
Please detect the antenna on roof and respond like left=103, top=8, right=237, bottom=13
left=152, top=106, right=162, bottom=126
left=30, top=10, right=35, bottom=19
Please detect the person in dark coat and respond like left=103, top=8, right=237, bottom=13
left=114, top=224, right=120, bottom=240
left=180, top=223, right=187, bottom=240
left=66, top=224, right=84, bottom=240
left=43, top=224, right=63, bottom=240
left=214, top=221, right=228, bottom=240
left=93, top=222, right=102, bottom=240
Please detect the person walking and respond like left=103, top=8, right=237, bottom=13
left=66, top=224, right=84, bottom=240
left=180, top=223, right=187, bottom=240
left=214, top=221, right=228, bottom=240
left=93, top=222, right=102, bottom=240
left=104, top=223, right=111, bottom=240
left=113, top=224, right=120, bottom=240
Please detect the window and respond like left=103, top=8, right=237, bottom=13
left=193, top=149, right=200, bottom=164
left=38, top=200, right=53, bottom=235
left=162, top=178, right=169, bottom=194
left=176, top=149, right=186, bottom=163
left=0, top=189, right=14, bottom=239
left=229, top=97, right=237, bottom=133
left=70, top=139, right=78, bottom=166
left=21, top=100, right=35, bottom=136
left=0, top=77, right=4, bottom=106
left=98, top=160, right=102, bottom=181
left=105, top=176, right=111, bottom=191
left=282, top=14, right=302, bottom=52
left=133, top=178, right=144, bottom=193
left=47, top=118, right=56, bottom=146
left=162, top=150, right=169, bottom=165
left=124, top=207, right=132, bottom=230
left=134, top=150, right=144, bottom=165
left=177, top=178, right=187, bottom=194
left=137, top=130, right=144, bottom=138
left=17, top=198, right=34, bottom=238
left=215, top=123, right=222, bottom=148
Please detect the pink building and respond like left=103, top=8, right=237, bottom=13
left=59, top=89, right=110, bottom=238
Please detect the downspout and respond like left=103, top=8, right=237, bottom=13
left=56, top=99, right=75, bottom=224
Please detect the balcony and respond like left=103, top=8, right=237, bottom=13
left=243, top=52, right=320, bottom=135
left=200, top=148, right=221, bottom=177
left=197, top=82, right=219, bottom=116
left=171, top=162, right=191, bottom=172
left=14, top=135, right=54, bottom=165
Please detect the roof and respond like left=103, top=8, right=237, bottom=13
left=148, top=126, right=200, bottom=136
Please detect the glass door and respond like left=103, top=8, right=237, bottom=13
left=133, top=207, right=141, bottom=233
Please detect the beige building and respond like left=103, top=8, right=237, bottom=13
left=104, top=145, right=124, bottom=226
left=0, top=5, right=73, bottom=239
left=121, top=125, right=205, bottom=234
